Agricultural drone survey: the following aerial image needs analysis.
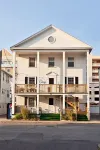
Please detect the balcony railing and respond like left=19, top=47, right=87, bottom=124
left=15, top=84, right=87, bottom=94
left=15, top=84, right=37, bottom=93
left=65, top=84, right=87, bottom=94
left=39, top=84, right=63, bottom=93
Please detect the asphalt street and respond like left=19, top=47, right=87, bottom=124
left=0, top=123, right=100, bottom=150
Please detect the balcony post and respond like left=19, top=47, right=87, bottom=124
left=86, top=51, right=90, bottom=120
left=63, top=51, right=65, bottom=93
left=37, top=51, right=39, bottom=114
left=12, top=51, right=16, bottom=115
left=63, top=51, right=65, bottom=114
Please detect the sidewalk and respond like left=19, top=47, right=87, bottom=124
left=1, top=119, right=100, bottom=125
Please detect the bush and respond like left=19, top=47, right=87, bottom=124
left=40, top=114, right=60, bottom=121
left=14, top=113, right=23, bottom=120
left=21, top=107, right=29, bottom=119
left=77, top=114, right=88, bottom=121
left=28, top=114, right=38, bottom=120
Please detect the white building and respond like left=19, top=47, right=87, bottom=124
left=0, top=70, right=12, bottom=115
left=89, top=56, right=100, bottom=114
left=10, top=25, right=92, bottom=120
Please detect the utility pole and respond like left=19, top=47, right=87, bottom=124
left=98, top=68, right=100, bottom=115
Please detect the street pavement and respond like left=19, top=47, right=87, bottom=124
left=0, top=123, right=100, bottom=150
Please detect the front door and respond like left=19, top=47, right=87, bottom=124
left=49, top=78, right=54, bottom=84
left=48, top=98, right=55, bottom=113
left=49, top=78, right=54, bottom=92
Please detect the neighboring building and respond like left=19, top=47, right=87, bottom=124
left=0, top=70, right=12, bottom=115
left=1, top=49, right=13, bottom=76
left=89, top=56, right=100, bottom=114
left=10, top=25, right=92, bottom=120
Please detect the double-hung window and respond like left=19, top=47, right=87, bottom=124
left=48, top=57, right=55, bottom=67
left=68, top=77, right=74, bottom=84
left=29, top=57, right=35, bottom=67
left=68, top=57, right=74, bottom=67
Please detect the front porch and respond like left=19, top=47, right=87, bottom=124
left=15, top=95, right=88, bottom=117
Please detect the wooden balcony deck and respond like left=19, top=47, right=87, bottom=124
left=15, top=84, right=87, bottom=94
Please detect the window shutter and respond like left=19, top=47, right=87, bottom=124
left=75, top=77, right=78, bottom=84
left=25, top=77, right=28, bottom=84
left=65, top=77, right=67, bottom=84
left=25, top=97, right=27, bottom=106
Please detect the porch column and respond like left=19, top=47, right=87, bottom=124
left=63, top=95, right=65, bottom=114
left=12, top=51, right=16, bottom=115
left=37, top=51, right=40, bottom=93
left=37, top=51, right=39, bottom=114
left=86, top=51, right=90, bottom=120
left=63, top=51, right=65, bottom=93
left=63, top=51, right=65, bottom=114
left=37, top=95, right=39, bottom=114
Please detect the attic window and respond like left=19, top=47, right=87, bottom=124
left=48, top=36, right=56, bottom=43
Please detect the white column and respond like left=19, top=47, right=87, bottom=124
left=37, top=95, right=39, bottom=114
left=63, top=51, right=65, bottom=114
left=37, top=51, right=39, bottom=114
left=12, top=51, right=16, bottom=115
left=86, top=51, right=90, bottom=120
left=63, top=95, right=65, bottom=114
left=63, top=51, right=65, bottom=93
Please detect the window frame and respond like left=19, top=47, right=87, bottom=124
left=48, top=57, right=55, bottom=67
left=29, top=57, right=36, bottom=67
left=68, top=57, right=74, bottom=67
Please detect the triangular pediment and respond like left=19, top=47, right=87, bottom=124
left=11, top=25, right=92, bottom=50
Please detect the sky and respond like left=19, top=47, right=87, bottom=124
left=0, top=0, right=100, bottom=55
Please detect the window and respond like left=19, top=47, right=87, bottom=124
left=7, top=90, right=9, bottom=98
left=68, top=77, right=74, bottom=84
left=7, top=69, right=10, bottom=72
left=29, top=77, right=35, bottom=84
left=95, top=97, right=99, bottom=101
left=29, top=57, right=35, bottom=67
left=49, top=98, right=54, bottom=105
left=29, top=98, right=35, bottom=107
left=89, top=91, right=91, bottom=94
left=94, top=91, right=99, bottom=95
left=95, top=86, right=99, bottom=88
left=68, top=57, right=74, bottom=67
left=48, top=57, right=55, bottom=67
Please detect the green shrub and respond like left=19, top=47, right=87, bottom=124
left=28, top=114, right=38, bottom=120
left=21, top=107, right=29, bottom=119
left=14, top=113, right=23, bottom=120
left=77, top=114, right=88, bottom=121
left=40, top=114, right=60, bottom=121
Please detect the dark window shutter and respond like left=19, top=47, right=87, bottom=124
left=75, top=77, right=78, bottom=84
left=25, top=97, right=27, bottom=106
left=65, top=77, right=67, bottom=84
left=36, top=77, right=37, bottom=84
left=25, top=77, right=28, bottom=84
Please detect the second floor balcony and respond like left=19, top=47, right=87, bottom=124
left=15, top=84, right=87, bottom=94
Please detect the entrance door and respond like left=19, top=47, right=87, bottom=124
left=49, top=78, right=54, bottom=84
left=48, top=98, right=55, bottom=113
left=49, top=78, right=54, bottom=92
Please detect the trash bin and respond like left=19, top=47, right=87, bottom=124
left=7, top=103, right=12, bottom=119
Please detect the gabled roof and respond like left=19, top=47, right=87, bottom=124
left=10, top=24, right=92, bottom=51
left=10, top=25, right=53, bottom=48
